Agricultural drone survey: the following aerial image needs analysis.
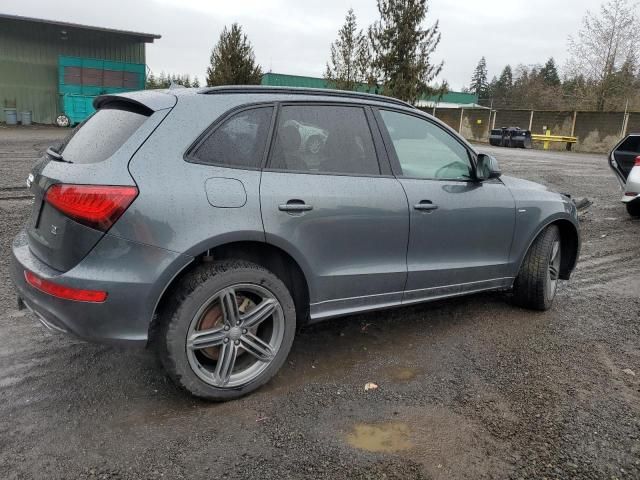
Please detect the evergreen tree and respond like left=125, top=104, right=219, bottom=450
left=145, top=72, right=157, bottom=89
left=609, top=55, right=639, bottom=107
left=486, top=76, right=498, bottom=102
left=368, top=0, right=443, bottom=104
left=540, top=58, right=560, bottom=87
left=158, top=71, right=168, bottom=88
left=430, top=79, right=449, bottom=103
left=324, top=8, right=368, bottom=90
left=470, top=57, right=488, bottom=98
left=497, top=65, right=513, bottom=90
left=490, top=65, right=513, bottom=107
left=146, top=71, right=199, bottom=89
left=206, top=23, right=263, bottom=86
left=355, top=34, right=380, bottom=93
left=192, top=76, right=201, bottom=88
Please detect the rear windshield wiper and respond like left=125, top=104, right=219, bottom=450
left=46, top=146, right=72, bottom=163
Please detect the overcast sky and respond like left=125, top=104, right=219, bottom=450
left=4, top=0, right=604, bottom=90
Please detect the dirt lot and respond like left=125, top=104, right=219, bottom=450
left=1, top=126, right=639, bottom=480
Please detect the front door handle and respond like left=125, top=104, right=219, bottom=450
left=278, top=200, right=313, bottom=213
left=414, top=200, right=438, bottom=211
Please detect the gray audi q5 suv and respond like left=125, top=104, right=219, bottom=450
left=11, top=86, right=580, bottom=400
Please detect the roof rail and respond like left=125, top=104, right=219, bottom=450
left=197, top=85, right=415, bottom=109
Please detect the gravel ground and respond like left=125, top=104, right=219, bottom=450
left=1, top=127, right=639, bottom=480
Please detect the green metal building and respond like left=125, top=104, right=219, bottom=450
left=261, top=72, right=479, bottom=107
left=0, top=14, right=160, bottom=124
left=261, top=72, right=378, bottom=93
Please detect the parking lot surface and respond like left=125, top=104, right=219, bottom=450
left=1, top=126, right=639, bottom=479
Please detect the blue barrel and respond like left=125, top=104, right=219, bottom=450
left=4, top=108, right=17, bottom=125
left=21, top=111, right=32, bottom=125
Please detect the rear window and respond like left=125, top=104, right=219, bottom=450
left=59, top=108, right=148, bottom=164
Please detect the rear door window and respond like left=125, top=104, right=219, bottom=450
left=268, top=105, right=380, bottom=175
left=59, top=107, right=148, bottom=164
left=190, top=107, right=274, bottom=169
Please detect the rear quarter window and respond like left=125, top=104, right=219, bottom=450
left=188, top=107, right=274, bottom=169
left=59, top=108, right=148, bottom=164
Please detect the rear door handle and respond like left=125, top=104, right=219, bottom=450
left=278, top=200, right=313, bottom=213
left=414, top=200, right=438, bottom=211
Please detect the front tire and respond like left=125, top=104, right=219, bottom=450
left=626, top=200, right=640, bottom=217
left=155, top=260, right=296, bottom=401
left=512, top=225, right=561, bottom=311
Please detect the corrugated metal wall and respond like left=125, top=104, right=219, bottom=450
left=0, top=17, right=147, bottom=124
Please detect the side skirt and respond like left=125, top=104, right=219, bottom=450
left=309, top=277, right=514, bottom=323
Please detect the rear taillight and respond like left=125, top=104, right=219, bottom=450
left=45, top=184, right=138, bottom=231
left=24, top=271, right=107, bottom=303
left=635, top=156, right=640, bottom=167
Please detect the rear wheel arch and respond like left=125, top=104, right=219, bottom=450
left=150, top=240, right=311, bottom=342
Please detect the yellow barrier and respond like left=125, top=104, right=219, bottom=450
left=531, top=130, right=577, bottom=151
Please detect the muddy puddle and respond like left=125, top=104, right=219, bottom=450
left=346, top=422, right=413, bottom=453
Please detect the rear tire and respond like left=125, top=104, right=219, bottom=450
left=154, top=260, right=296, bottom=401
left=512, top=225, right=561, bottom=311
left=626, top=200, right=640, bottom=217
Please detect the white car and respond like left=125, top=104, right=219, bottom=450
left=283, top=119, right=328, bottom=154
left=609, top=133, right=640, bottom=217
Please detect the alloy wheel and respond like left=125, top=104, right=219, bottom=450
left=547, top=239, right=561, bottom=299
left=186, top=284, right=285, bottom=388
left=308, top=137, right=322, bottom=154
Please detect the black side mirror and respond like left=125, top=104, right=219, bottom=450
left=476, top=153, right=501, bottom=180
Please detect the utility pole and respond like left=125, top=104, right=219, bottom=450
left=488, top=98, right=493, bottom=142
left=528, top=110, right=534, bottom=131
left=621, top=98, right=630, bottom=136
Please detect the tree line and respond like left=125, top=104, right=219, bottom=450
left=147, top=0, right=445, bottom=105
left=146, top=72, right=201, bottom=89
left=468, top=0, right=639, bottom=111
left=147, top=0, right=639, bottom=111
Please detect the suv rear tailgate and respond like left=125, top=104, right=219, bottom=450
left=27, top=93, right=176, bottom=272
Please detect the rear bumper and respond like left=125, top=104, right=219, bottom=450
left=11, top=229, right=192, bottom=346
